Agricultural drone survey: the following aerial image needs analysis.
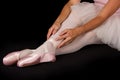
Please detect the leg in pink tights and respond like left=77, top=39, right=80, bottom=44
left=56, top=30, right=102, bottom=55
left=3, top=7, right=101, bottom=67
left=16, top=30, right=102, bottom=67
left=15, top=8, right=84, bottom=67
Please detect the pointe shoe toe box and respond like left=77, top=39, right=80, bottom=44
left=3, top=52, right=19, bottom=65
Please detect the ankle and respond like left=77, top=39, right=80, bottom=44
left=48, top=38, right=57, bottom=48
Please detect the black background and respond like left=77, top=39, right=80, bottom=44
left=1, top=0, right=93, bottom=43
left=0, top=0, right=94, bottom=51
left=0, top=0, right=120, bottom=80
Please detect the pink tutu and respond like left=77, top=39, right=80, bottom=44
left=71, top=2, right=120, bottom=51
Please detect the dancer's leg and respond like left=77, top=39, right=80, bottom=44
left=16, top=7, right=84, bottom=67
left=56, top=30, right=102, bottom=55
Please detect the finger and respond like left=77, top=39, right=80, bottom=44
left=57, top=37, right=71, bottom=48
left=47, top=29, right=52, bottom=39
left=47, top=27, right=54, bottom=39
left=56, top=34, right=68, bottom=41
left=56, top=30, right=68, bottom=40
left=59, top=29, right=68, bottom=36
left=52, top=27, right=58, bottom=35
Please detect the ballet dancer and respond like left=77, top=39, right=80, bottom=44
left=3, top=0, right=120, bottom=67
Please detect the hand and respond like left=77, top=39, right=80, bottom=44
left=56, top=27, right=80, bottom=48
left=47, top=22, right=61, bottom=39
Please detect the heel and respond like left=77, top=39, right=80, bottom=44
left=40, top=53, right=56, bottom=63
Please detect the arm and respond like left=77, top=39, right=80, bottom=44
left=54, top=1, right=72, bottom=25
left=47, top=0, right=81, bottom=39
left=57, top=0, right=120, bottom=48
left=76, top=0, right=120, bottom=35
left=54, top=0, right=80, bottom=25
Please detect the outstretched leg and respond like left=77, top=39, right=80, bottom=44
left=3, top=5, right=100, bottom=67
left=16, top=7, right=85, bottom=67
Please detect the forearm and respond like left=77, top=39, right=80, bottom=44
left=54, top=1, right=72, bottom=25
left=76, top=16, right=106, bottom=35
left=77, top=0, right=120, bottom=35
left=54, top=0, right=82, bottom=25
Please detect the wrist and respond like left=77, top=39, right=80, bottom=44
left=75, top=27, right=85, bottom=36
left=54, top=20, right=62, bottom=28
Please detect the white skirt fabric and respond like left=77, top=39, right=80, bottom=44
left=71, top=2, right=120, bottom=51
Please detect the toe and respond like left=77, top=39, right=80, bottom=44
left=3, top=51, right=20, bottom=65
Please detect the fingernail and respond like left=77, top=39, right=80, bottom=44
left=55, top=38, right=58, bottom=41
left=58, top=45, right=61, bottom=48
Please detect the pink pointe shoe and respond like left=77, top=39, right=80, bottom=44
left=3, top=49, right=33, bottom=66
left=17, top=52, right=56, bottom=67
